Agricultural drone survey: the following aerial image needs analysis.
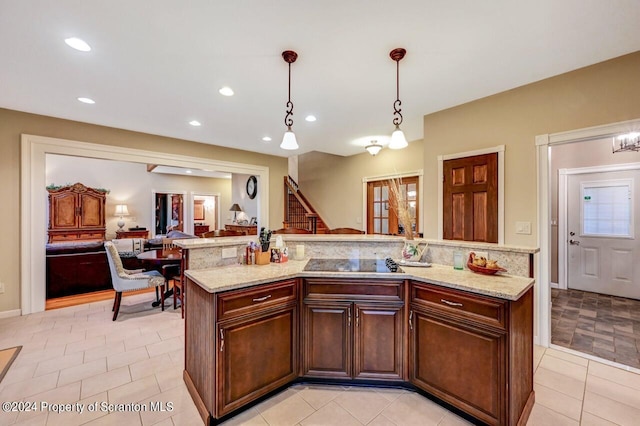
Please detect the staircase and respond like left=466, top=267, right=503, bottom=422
left=284, top=176, right=329, bottom=233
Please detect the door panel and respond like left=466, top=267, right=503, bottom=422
left=567, top=170, right=640, bottom=299
left=303, top=302, right=351, bottom=378
left=444, top=153, right=497, bottom=243
left=367, top=177, right=419, bottom=236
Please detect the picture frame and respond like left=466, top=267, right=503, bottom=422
left=194, top=200, right=205, bottom=221
left=249, top=217, right=257, bottom=225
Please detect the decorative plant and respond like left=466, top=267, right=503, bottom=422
left=46, top=183, right=110, bottom=193
left=388, top=177, right=414, bottom=240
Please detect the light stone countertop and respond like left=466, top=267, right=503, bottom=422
left=185, top=259, right=534, bottom=301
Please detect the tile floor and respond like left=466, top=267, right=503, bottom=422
left=551, top=288, right=640, bottom=369
left=0, top=292, right=639, bottom=425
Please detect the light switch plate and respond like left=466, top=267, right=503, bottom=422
left=222, top=247, right=237, bottom=259
left=0, top=281, right=4, bottom=294
left=516, top=221, right=531, bottom=235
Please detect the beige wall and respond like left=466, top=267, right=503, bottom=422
left=298, top=140, right=424, bottom=230
left=422, top=51, right=640, bottom=246
left=0, top=108, right=287, bottom=312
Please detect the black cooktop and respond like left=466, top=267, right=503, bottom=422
left=303, top=258, right=404, bottom=273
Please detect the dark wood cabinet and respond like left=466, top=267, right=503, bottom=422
left=193, top=224, right=209, bottom=236
left=302, top=278, right=404, bottom=381
left=409, top=281, right=534, bottom=426
left=225, top=224, right=257, bottom=235
left=216, top=304, right=298, bottom=416
left=116, top=230, right=149, bottom=239
left=47, top=183, right=106, bottom=243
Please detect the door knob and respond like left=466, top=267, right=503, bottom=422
left=569, top=231, right=575, bottom=236
left=569, top=239, right=580, bottom=245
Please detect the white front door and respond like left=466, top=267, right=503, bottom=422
left=567, top=170, right=640, bottom=299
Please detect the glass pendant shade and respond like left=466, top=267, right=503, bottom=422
left=389, top=125, right=408, bottom=149
left=280, top=126, right=299, bottom=150
left=365, top=141, right=383, bottom=156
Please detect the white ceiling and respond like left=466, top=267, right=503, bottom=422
left=1, top=1, right=640, bottom=158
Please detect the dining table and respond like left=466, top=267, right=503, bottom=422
left=137, top=248, right=182, bottom=308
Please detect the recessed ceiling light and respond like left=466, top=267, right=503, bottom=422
left=305, top=115, right=317, bottom=122
left=189, top=120, right=201, bottom=126
left=262, top=136, right=272, bottom=142
left=185, top=170, right=193, bottom=174
left=219, top=87, right=234, bottom=97
left=77, top=97, right=95, bottom=104
left=65, top=37, right=91, bottom=52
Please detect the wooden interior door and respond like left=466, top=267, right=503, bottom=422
left=367, top=177, right=419, bottom=236
left=443, top=153, right=497, bottom=243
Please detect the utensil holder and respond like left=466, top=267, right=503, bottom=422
left=255, top=250, right=270, bottom=265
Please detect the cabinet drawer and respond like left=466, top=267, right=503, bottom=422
left=303, top=278, right=403, bottom=302
left=411, top=282, right=505, bottom=329
left=217, top=279, right=298, bottom=320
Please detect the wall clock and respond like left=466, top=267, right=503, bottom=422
left=246, top=175, right=257, bottom=199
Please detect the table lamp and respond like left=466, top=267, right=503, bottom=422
left=114, top=204, right=129, bottom=231
left=229, top=203, right=242, bottom=223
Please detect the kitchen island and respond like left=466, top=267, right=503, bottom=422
left=182, top=256, right=534, bottom=426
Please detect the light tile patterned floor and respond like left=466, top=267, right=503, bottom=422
left=0, top=292, right=639, bottom=425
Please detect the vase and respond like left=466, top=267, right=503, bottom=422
left=401, top=240, right=427, bottom=262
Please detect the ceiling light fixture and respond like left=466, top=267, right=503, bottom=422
left=280, top=50, right=299, bottom=150
left=77, top=97, right=95, bottom=104
left=305, top=115, right=317, bottom=122
left=612, top=132, right=640, bottom=153
left=365, top=140, right=382, bottom=156
left=189, top=120, right=201, bottom=126
left=64, top=37, right=91, bottom=52
left=388, top=48, right=408, bottom=150
left=262, top=136, right=272, bottom=142
left=219, top=87, right=234, bottom=96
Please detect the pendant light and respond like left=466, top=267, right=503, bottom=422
left=388, top=48, right=408, bottom=149
left=281, top=50, right=299, bottom=150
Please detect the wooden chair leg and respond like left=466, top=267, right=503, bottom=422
left=160, top=284, right=165, bottom=311
left=112, top=292, right=122, bottom=321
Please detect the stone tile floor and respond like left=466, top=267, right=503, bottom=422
left=551, top=288, right=640, bottom=369
left=0, top=291, right=639, bottom=425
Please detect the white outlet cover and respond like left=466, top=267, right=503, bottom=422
left=221, top=247, right=237, bottom=259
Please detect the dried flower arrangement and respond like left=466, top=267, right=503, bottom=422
left=388, top=177, right=414, bottom=240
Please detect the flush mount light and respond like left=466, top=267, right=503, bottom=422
left=305, top=115, right=317, bottom=122
left=189, top=120, right=201, bottom=126
left=365, top=140, right=383, bottom=156
left=262, top=136, right=272, bottom=142
left=388, top=48, right=408, bottom=150
left=219, top=87, right=234, bottom=96
left=77, top=97, right=95, bottom=104
left=65, top=37, right=91, bottom=52
left=280, top=50, right=299, bottom=150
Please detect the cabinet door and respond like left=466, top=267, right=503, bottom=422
left=50, top=193, right=78, bottom=229
left=303, top=301, right=351, bottom=378
left=353, top=303, right=403, bottom=381
left=78, top=192, right=105, bottom=228
left=410, top=308, right=505, bottom=425
left=216, top=304, right=298, bottom=417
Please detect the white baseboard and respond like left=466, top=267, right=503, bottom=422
left=0, top=309, right=22, bottom=319
left=550, top=282, right=559, bottom=289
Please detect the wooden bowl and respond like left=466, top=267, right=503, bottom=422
left=467, top=252, right=507, bottom=275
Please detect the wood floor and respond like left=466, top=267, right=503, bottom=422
left=46, top=287, right=156, bottom=310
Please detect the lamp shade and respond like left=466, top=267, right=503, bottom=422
left=388, top=126, right=408, bottom=149
left=365, top=141, right=383, bottom=156
left=114, top=204, right=129, bottom=216
left=280, top=127, right=299, bottom=150
left=229, top=203, right=242, bottom=212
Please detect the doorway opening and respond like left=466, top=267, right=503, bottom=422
left=538, top=119, right=640, bottom=370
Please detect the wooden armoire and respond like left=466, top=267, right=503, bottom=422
left=47, top=182, right=107, bottom=243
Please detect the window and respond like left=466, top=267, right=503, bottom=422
left=581, top=179, right=633, bottom=238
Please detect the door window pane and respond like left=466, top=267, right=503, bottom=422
left=582, top=181, right=632, bottom=237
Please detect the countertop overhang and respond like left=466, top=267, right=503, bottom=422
left=185, top=259, right=534, bottom=301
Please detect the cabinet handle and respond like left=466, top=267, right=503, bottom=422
left=356, top=309, right=359, bottom=327
left=219, top=329, right=224, bottom=352
left=348, top=307, right=351, bottom=327
left=252, top=294, right=272, bottom=302
left=440, top=298, right=463, bottom=307
left=409, top=310, right=413, bottom=331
